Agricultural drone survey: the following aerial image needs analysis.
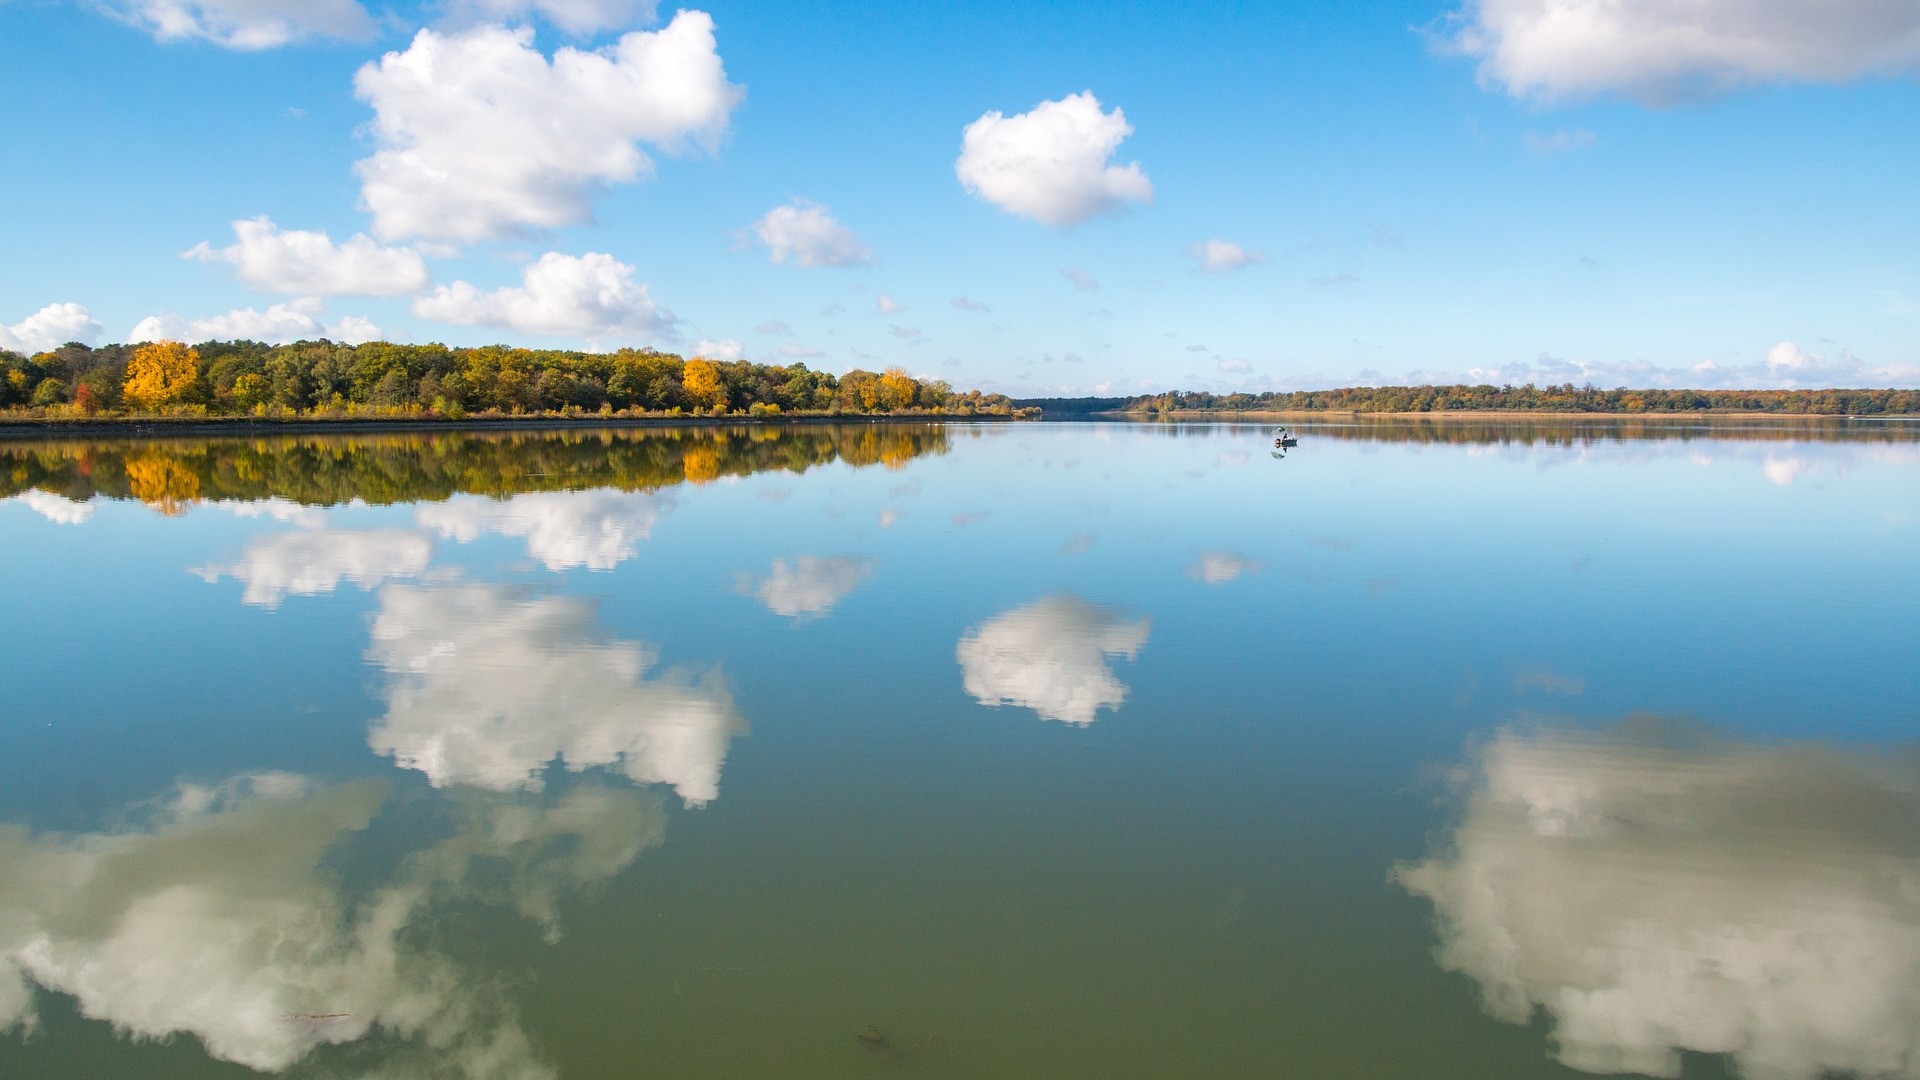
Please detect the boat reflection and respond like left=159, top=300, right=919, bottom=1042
left=1397, top=720, right=1920, bottom=1079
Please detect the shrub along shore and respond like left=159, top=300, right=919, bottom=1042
left=0, top=339, right=1021, bottom=421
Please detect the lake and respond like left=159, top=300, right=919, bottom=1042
left=1, top=417, right=1916, bottom=1080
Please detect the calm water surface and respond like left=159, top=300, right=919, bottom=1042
left=1, top=419, right=1917, bottom=1079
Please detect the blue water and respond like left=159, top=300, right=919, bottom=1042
left=0, top=419, right=1915, bottom=1079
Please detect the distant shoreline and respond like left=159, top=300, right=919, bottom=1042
left=0, top=412, right=1015, bottom=442
left=1067, top=409, right=1920, bottom=420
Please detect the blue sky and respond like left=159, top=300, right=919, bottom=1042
left=1, top=0, right=1917, bottom=394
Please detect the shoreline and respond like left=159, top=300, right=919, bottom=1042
left=1, top=409, right=1914, bottom=442
left=1072, top=409, right=1920, bottom=421
left=0, top=412, right=1016, bottom=442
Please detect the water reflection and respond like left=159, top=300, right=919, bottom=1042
left=211, top=497, right=329, bottom=527
left=366, top=583, right=746, bottom=806
left=736, top=555, right=875, bottom=620
left=1188, top=551, right=1261, bottom=585
left=196, top=528, right=433, bottom=608
left=1397, top=721, right=1920, bottom=1080
left=956, top=596, right=1151, bottom=724
left=0, top=425, right=956, bottom=515
left=12, top=489, right=92, bottom=524
left=418, top=490, right=675, bottom=571
left=0, top=772, right=661, bottom=1078
left=1212, top=415, right=1920, bottom=447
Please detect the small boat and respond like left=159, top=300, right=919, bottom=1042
left=1273, top=426, right=1298, bottom=449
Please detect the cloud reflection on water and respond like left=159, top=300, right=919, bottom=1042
left=417, top=490, right=676, bottom=571
left=956, top=596, right=1150, bottom=724
left=1397, top=722, right=1920, bottom=1080
left=195, top=528, right=433, bottom=608
left=208, top=497, right=329, bottom=528
left=737, top=555, right=875, bottom=620
left=0, top=773, right=663, bottom=1078
left=1189, top=550, right=1261, bottom=584
left=8, top=490, right=94, bottom=524
left=366, top=582, right=745, bottom=806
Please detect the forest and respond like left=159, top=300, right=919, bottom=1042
left=1021, top=385, right=1920, bottom=416
left=0, top=339, right=1016, bottom=419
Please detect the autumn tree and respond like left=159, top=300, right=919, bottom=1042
left=879, top=367, right=918, bottom=411
left=682, top=358, right=727, bottom=410
left=122, top=342, right=201, bottom=410
left=837, top=370, right=882, bottom=411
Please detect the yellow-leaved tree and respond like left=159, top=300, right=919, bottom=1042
left=879, top=367, right=918, bottom=411
left=122, top=341, right=201, bottom=411
left=681, top=358, right=726, bottom=411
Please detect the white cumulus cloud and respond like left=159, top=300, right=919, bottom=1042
left=693, top=337, right=743, bottom=360
left=0, top=302, right=103, bottom=354
left=412, top=252, right=673, bottom=343
left=1445, top=0, right=1920, bottom=102
left=185, top=217, right=428, bottom=297
left=353, top=12, right=743, bottom=243
left=417, top=489, right=675, bottom=570
left=737, top=555, right=874, bottom=620
left=956, top=91, right=1153, bottom=228
left=1189, top=238, right=1268, bottom=273
left=956, top=595, right=1151, bottom=724
left=750, top=201, right=873, bottom=268
left=1397, top=724, right=1920, bottom=1079
left=111, top=0, right=374, bottom=49
left=195, top=528, right=433, bottom=608
left=366, top=583, right=747, bottom=806
left=128, top=300, right=382, bottom=345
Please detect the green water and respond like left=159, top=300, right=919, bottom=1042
left=1, top=419, right=1916, bottom=1079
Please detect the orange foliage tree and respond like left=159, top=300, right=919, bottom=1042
left=879, top=367, right=918, bottom=411
left=681, top=358, right=727, bottom=410
left=122, top=342, right=201, bottom=410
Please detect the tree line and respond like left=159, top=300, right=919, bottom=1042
left=2, top=425, right=958, bottom=514
left=1019, top=385, right=1920, bottom=416
left=0, top=339, right=1016, bottom=419
left=1065, top=415, right=1920, bottom=446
